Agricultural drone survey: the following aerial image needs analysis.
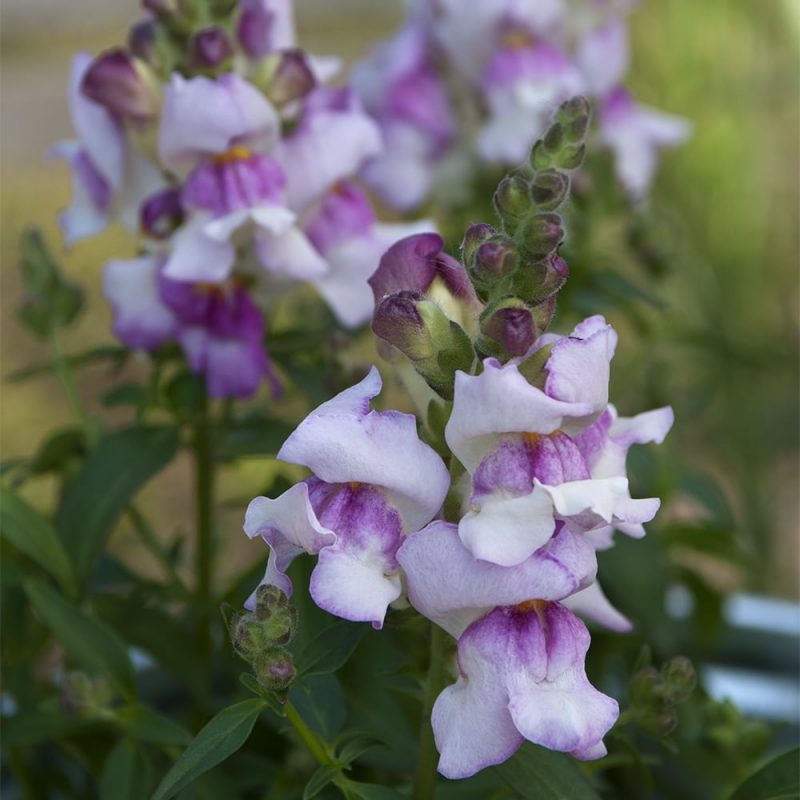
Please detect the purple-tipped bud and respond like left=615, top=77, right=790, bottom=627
left=254, top=584, right=289, bottom=619
left=540, top=252, right=569, bottom=293
left=479, top=298, right=536, bottom=358
left=493, top=174, right=531, bottom=225
left=554, top=95, right=592, bottom=143
left=140, top=188, right=184, bottom=239
left=519, top=213, right=564, bottom=260
left=254, top=649, right=296, bottom=691
left=142, top=0, right=176, bottom=16
left=189, top=27, right=234, bottom=70
left=81, top=48, right=158, bottom=122
left=530, top=294, right=557, bottom=332
left=465, top=233, right=519, bottom=296
left=369, top=233, right=475, bottom=306
left=461, top=223, right=496, bottom=265
left=372, top=291, right=433, bottom=361
left=127, top=19, right=158, bottom=63
left=263, top=49, right=316, bottom=105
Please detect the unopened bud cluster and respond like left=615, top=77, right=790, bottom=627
left=628, top=655, right=697, bottom=736
left=225, top=585, right=298, bottom=693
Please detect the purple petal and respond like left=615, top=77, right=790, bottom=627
left=278, top=367, right=450, bottom=531
left=398, top=521, right=597, bottom=638
left=563, top=581, right=633, bottom=633
left=158, top=73, right=279, bottom=175
left=445, top=359, right=595, bottom=474
left=576, top=19, right=629, bottom=97
left=237, top=0, right=296, bottom=59
left=304, top=182, right=375, bottom=255
left=103, top=256, right=176, bottom=350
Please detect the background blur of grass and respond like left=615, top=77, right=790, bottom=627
left=1, top=1, right=797, bottom=594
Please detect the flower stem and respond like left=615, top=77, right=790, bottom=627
left=413, top=622, right=447, bottom=800
left=285, top=700, right=332, bottom=766
left=51, top=327, right=98, bottom=445
left=193, top=392, right=215, bottom=672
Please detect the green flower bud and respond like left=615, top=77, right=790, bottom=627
left=493, top=175, right=532, bottom=229
left=255, top=584, right=289, bottom=621
left=253, top=648, right=296, bottom=692
left=530, top=169, right=570, bottom=211
left=554, top=96, right=592, bottom=143
left=518, top=213, right=564, bottom=260
left=661, top=656, right=696, bottom=703
left=478, top=298, right=536, bottom=359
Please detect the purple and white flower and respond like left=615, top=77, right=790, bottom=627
left=236, top=0, right=296, bottom=60
left=445, top=317, right=660, bottom=567
left=431, top=600, right=618, bottom=778
left=303, top=183, right=435, bottom=327
left=244, top=368, right=450, bottom=627
left=52, top=53, right=163, bottom=244
left=103, top=255, right=278, bottom=398
left=354, top=25, right=455, bottom=211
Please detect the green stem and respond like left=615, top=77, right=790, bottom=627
left=285, top=701, right=333, bottom=767
left=413, top=622, right=447, bottom=800
left=51, top=327, right=97, bottom=445
left=193, top=393, right=215, bottom=674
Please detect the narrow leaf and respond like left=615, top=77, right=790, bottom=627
left=494, top=743, right=600, bottom=800
left=150, top=699, right=267, bottom=800
left=1, top=483, right=75, bottom=593
left=729, top=748, right=800, bottom=800
left=303, top=765, right=339, bottom=800
left=24, top=579, right=135, bottom=695
left=295, top=620, right=366, bottom=678
left=57, top=426, right=179, bottom=584
left=100, top=738, right=152, bottom=800
left=114, top=706, right=192, bottom=746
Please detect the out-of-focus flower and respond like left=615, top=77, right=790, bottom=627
left=304, top=183, right=434, bottom=327
left=236, top=0, right=296, bottom=60
left=52, top=53, right=163, bottom=244
left=354, top=25, right=455, bottom=211
left=244, top=368, right=450, bottom=627
left=599, top=87, right=691, bottom=199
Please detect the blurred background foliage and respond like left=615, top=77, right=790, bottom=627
left=2, top=0, right=797, bottom=596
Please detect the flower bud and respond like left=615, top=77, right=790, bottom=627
left=518, top=213, right=564, bottom=260
left=530, top=169, right=570, bottom=211
left=554, top=95, right=592, bottom=144
left=479, top=298, right=536, bottom=358
left=81, top=48, right=159, bottom=122
left=258, top=49, right=316, bottom=106
left=142, top=0, right=176, bottom=16
left=461, top=223, right=496, bottom=266
left=127, top=19, right=158, bottom=63
left=253, top=648, right=296, bottom=691
left=661, top=656, right=696, bottom=703
left=140, top=188, right=183, bottom=239
left=372, top=291, right=435, bottom=362
left=464, top=234, right=518, bottom=297
left=493, top=174, right=531, bottom=228
left=254, top=584, right=289, bottom=619
left=530, top=294, right=557, bottom=332
left=189, top=27, right=234, bottom=70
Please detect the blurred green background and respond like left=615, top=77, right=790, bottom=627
left=1, top=0, right=797, bottom=596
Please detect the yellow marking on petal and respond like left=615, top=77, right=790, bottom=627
left=213, top=145, right=253, bottom=165
left=514, top=599, right=548, bottom=613
left=502, top=30, right=535, bottom=50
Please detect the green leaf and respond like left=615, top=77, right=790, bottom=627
left=100, top=738, right=152, bottom=800
left=303, top=765, right=339, bottom=799
left=493, top=743, right=600, bottom=800
left=27, top=428, right=86, bottom=476
left=289, top=674, right=346, bottom=741
left=57, top=426, right=180, bottom=584
left=729, top=748, right=800, bottom=800
left=114, top=706, right=192, bottom=747
left=24, top=579, right=135, bottom=695
left=336, top=734, right=385, bottom=767
left=150, top=699, right=267, bottom=800
left=1, top=484, right=75, bottom=594
left=295, top=620, right=366, bottom=678
left=0, top=709, right=91, bottom=747
left=102, top=383, right=147, bottom=409
left=6, top=345, right=128, bottom=383
left=342, top=781, right=406, bottom=800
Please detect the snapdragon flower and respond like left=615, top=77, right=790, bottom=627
left=52, top=53, right=163, bottom=244
left=446, top=317, right=661, bottom=567
left=244, top=368, right=450, bottom=627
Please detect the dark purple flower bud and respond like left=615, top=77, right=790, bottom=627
left=540, top=252, right=569, bottom=294
left=493, top=174, right=531, bottom=226
left=369, top=233, right=476, bottom=306
left=263, top=49, right=316, bottom=106
left=140, top=188, right=184, bottom=239
left=254, top=648, right=296, bottom=691
left=127, top=19, right=158, bottom=63
left=461, top=223, right=496, bottom=265
left=189, top=27, right=234, bottom=70
left=519, top=213, right=564, bottom=259
left=81, top=48, right=158, bottom=122
left=479, top=298, right=536, bottom=358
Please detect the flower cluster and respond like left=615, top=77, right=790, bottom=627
left=244, top=99, right=674, bottom=778
left=54, top=0, right=431, bottom=398
left=353, top=0, right=690, bottom=209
